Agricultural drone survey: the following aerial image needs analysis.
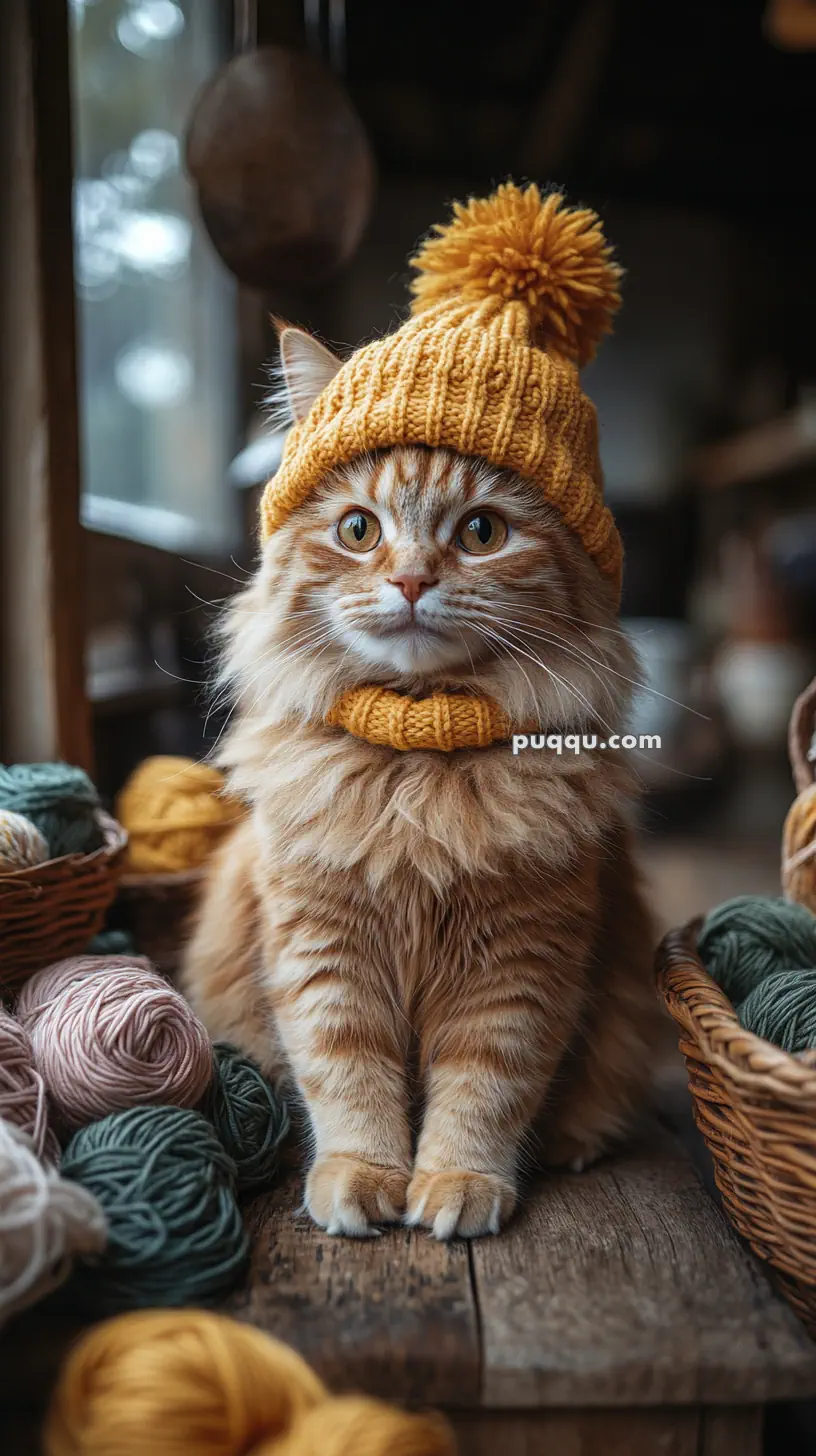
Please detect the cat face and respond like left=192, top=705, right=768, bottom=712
left=221, top=329, right=636, bottom=737
left=286, top=446, right=596, bottom=677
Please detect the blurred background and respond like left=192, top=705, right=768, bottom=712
left=68, top=0, right=816, bottom=926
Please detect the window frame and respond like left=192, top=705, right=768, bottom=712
left=0, top=0, right=91, bottom=769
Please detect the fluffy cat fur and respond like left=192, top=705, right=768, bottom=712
left=181, top=327, right=659, bottom=1240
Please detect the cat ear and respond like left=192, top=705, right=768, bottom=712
left=276, top=326, right=343, bottom=422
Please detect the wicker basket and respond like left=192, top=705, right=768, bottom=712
left=115, top=869, right=202, bottom=980
left=657, top=922, right=816, bottom=1334
left=0, top=812, right=128, bottom=994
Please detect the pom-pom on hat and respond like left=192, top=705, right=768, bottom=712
left=261, top=181, right=624, bottom=594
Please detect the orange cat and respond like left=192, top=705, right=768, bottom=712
left=181, top=186, right=659, bottom=1239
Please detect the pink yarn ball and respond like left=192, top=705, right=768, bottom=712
left=0, top=1006, right=59, bottom=1164
left=16, top=956, right=213, bottom=1134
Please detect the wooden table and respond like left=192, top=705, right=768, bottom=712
left=226, top=1123, right=816, bottom=1454
left=3, top=1124, right=816, bottom=1454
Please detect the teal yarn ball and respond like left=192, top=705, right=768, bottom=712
left=85, top=928, right=136, bottom=956
left=697, top=895, right=816, bottom=1004
left=0, top=762, right=102, bottom=858
left=737, top=969, right=816, bottom=1055
left=698, top=895, right=816, bottom=1054
left=204, top=1043, right=290, bottom=1193
left=60, top=1105, right=248, bottom=1313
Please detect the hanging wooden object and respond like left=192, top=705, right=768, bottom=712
left=185, top=46, right=375, bottom=290
left=765, top=0, right=816, bottom=50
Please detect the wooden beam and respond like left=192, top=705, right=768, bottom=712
left=0, top=0, right=92, bottom=769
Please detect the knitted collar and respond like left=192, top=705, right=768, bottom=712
left=325, top=686, right=511, bottom=752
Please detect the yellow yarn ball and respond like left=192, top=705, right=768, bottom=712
left=44, top=1309, right=456, bottom=1456
left=116, top=757, right=244, bottom=874
left=265, top=1397, right=456, bottom=1456
left=0, top=809, right=50, bottom=871
left=782, top=782, right=816, bottom=915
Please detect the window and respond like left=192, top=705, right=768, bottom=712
left=70, top=0, right=238, bottom=552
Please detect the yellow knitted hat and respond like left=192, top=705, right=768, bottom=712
left=261, top=181, right=623, bottom=593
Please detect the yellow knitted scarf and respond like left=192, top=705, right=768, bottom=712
left=325, top=687, right=511, bottom=752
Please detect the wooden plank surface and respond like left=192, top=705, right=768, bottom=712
left=471, top=1125, right=816, bottom=1408
left=701, top=1406, right=763, bottom=1456
left=228, top=1175, right=480, bottom=1406
left=2, top=1128, right=814, bottom=1427
left=453, top=1408, right=702, bottom=1456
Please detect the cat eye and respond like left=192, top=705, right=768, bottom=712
left=456, top=510, right=509, bottom=556
left=336, top=508, right=382, bottom=553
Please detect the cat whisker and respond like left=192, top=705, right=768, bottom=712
left=484, top=621, right=678, bottom=785
left=485, top=613, right=619, bottom=717
left=480, top=622, right=572, bottom=726
left=489, top=611, right=709, bottom=721
left=333, top=627, right=369, bottom=676
left=152, top=659, right=204, bottom=687
left=492, top=591, right=635, bottom=639
left=458, top=593, right=630, bottom=669
left=280, top=606, right=330, bottom=619
left=207, top=625, right=333, bottom=726
left=470, top=623, right=541, bottom=710
left=454, top=626, right=478, bottom=677
left=497, top=603, right=623, bottom=654
left=184, top=585, right=229, bottom=609
left=476, top=621, right=620, bottom=740
left=180, top=558, right=247, bottom=587
left=208, top=628, right=338, bottom=752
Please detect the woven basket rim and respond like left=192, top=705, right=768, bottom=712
left=656, top=920, right=816, bottom=1103
left=0, top=809, right=127, bottom=881
left=119, top=867, right=203, bottom=890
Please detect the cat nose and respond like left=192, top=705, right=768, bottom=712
left=388, top=572, right=439, bottom=605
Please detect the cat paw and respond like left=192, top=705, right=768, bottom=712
left=405, top=1169, right=516, bottom=1240
left=305, top=1155, right=410, bottom=1237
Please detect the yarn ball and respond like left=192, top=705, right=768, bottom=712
left=203, top=1044, right=290, bottom=1193
left=0, top=762, right=102, bottom=858
left=16, top=955, right=213, bottom=1134
left=0, top=1005, right=60, bottom=1164
left=697, top=895, right=816, bottom=1004
left=737, top=968, right=816, bottom=1055
left=116, top=756, right=244, bottom=874
left=86, top=928, right=136, bottom=956
left=59, top=1106, right=247, bottom=1313
left=782, top=782, right=816, bottom=916
left=0, top=808, right=50, bottom=870
left=0, top=1119, right=106, bottom=1327
left=44, top=1308, right=456, bottom=1456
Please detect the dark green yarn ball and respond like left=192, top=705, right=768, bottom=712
left=698, top=895, right=816, bottom=1054
left=85, top=928, right=136, bottom=956
left=697, top=895, right=816, bottom=1004
left=60, top=1105, right=248, bottom=1313
left=0, top=762, right=102, bottom=858
left=737, top=969, right=816, bottom=1055
left=204, top=1043, right=290, bottom=1193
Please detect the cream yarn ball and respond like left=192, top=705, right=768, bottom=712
left=0, top=809, right=50, bottom=871
left=0, top=1119, right=107, bottom=1326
